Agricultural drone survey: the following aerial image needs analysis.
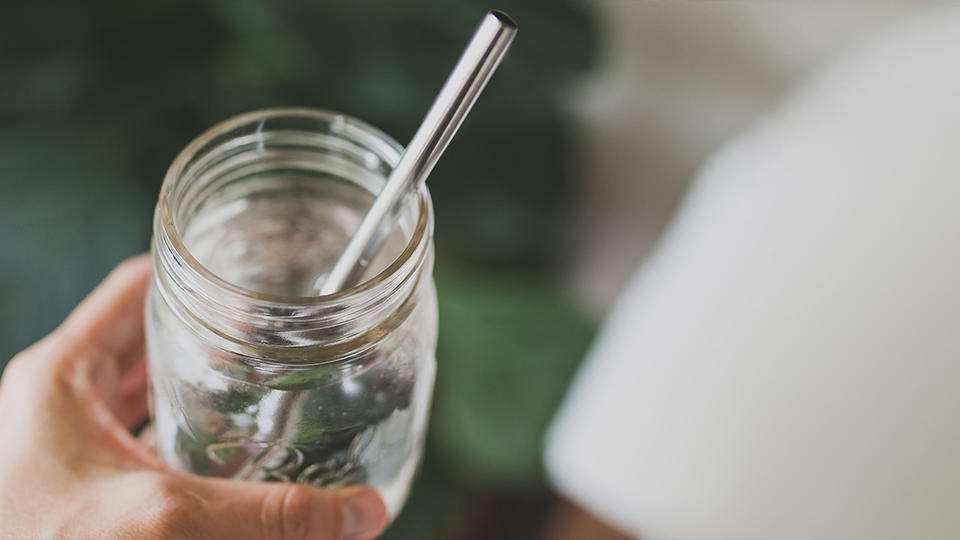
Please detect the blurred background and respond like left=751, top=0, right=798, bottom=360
left=0, top=1, right=938, bottom=538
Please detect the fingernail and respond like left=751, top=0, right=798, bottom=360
left=341, top=488, right=388, bottom=540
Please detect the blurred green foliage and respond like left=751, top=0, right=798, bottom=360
left=433, top=269, right=594, bottom=487
left=0, top=1, right=597, bottom=537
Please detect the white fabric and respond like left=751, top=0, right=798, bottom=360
left=545, top=4, right=960, bottom=539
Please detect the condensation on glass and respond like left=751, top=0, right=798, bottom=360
left=146, top=108, right=438, bottom=516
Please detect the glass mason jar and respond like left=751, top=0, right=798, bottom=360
left=146, top=108, right=437, bottom=517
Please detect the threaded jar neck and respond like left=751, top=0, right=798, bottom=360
left=152, top=108, right=434, bottom=367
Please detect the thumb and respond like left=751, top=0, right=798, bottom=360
left=160, top=474, right=388, bottom=540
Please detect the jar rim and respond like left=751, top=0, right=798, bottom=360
left=157, top=107, right=431, bottom=309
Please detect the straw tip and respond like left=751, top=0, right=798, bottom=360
left=487, top=9, right=517, bottom=30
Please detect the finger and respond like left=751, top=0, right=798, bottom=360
left=57, top=254, right=152, bottom=363
left=113, top=353, right=149, bottom=430
left=15, top=255, right=160, bottom=466
left=137, top=422, right=156, bottom=452
left=53, top=255, right=153, bottom=429
left=163, top=475, right=388, bottom=540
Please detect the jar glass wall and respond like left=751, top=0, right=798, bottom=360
left=146, top=108, right=437, bottom=517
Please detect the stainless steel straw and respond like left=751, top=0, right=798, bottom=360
left=238, top=12, right=517, bottom=480
left=316, top=10, right=517, bottom=294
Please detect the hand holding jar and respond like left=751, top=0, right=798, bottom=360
left=0, top=255, right=387, bottom=540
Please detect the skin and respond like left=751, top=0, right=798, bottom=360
left=0, top=255, right=388, bottom=540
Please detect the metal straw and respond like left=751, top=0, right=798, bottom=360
left=316, top=10, right=517, bottom=295
left=237, top=12, right=517, bottom=482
